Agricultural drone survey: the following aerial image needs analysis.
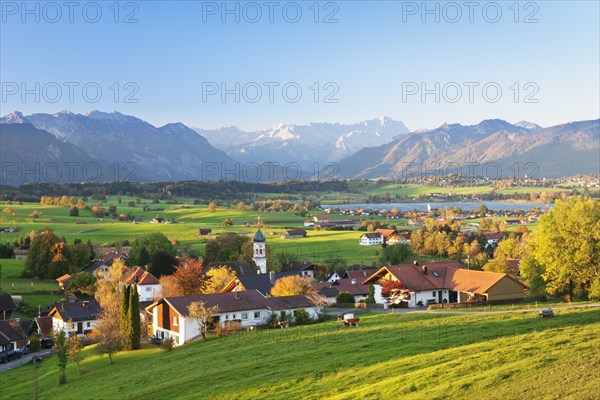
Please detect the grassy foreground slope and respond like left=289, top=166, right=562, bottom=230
left=2, top=308, right=599, bottom=400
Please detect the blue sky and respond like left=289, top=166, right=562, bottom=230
left=1, top=1, right=599, bottom=131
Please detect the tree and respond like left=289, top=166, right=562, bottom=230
left=120, top=285, right=132, bottom=349
left=203, top=266, right=236, bottom=294
left=67, top=335, right=85, bottom=375
left=365, top=285, right=376, bottom=304
left=127, top=233, right=175, bottom=268
left=531, top=197, right=600, bottom=298
left=294, top=308, right=312, bottom=325
left=336, top=291, right=355, bottom=304
left=271, top=275, right=315, bottom=296
left=92, top=314, right=124, bottom=364
left=379, top=243, right=412, bottom=265
left=174, top=259, right=205, bottom=296
left=128, top=284, right=141, bottom=350
left=149, top=251, right=178, bottom=277
left=69, top=207, right=79, bottom=217
left=208, top=201, right=217, bottom=213
left=0, top=243, right=15, bottom=259
left=187, top=301, right=219, bottom=340
left=52, top=329, right=68, bottom=384
left=69, top=272, right=96, bottom=295
left=381, top=280, right=409, bottom=305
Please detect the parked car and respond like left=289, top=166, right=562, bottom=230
left=0, top=349, right=24, bottom=363
left=40, top=338, right=54, bottom=349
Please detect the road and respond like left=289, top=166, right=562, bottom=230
left=326, top=303, right=600, bottom=316
left=0, top=349, right=55, bottom=373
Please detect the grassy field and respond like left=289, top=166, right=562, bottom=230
left=0, top=201, right=391, bottom=264
left=0, top=259, right=65, bottom=317
left=1, top=307, right=599, bottom=399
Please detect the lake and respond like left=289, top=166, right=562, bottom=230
left=321, top=201, right=553, bottom=212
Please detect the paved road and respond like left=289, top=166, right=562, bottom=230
left=0, top=349, right=55, bottom=373
left=325, top=303, right=600, bottom=316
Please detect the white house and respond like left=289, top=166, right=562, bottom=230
left=359, top=233, right=384, bottom=246
left=122, top=267, right=161, bottom=302
left=363, top=261, right=527, bottom=308
left=48, top=301, right=100, bottom=338
left=146, top=290, right=320, bottom=346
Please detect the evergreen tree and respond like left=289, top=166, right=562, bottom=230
left=120, top=284, right=132, bottom=349
left=128, top=284, right=141, bottom=350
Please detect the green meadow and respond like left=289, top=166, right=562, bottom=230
left=1, top=307, right=599, bottom=399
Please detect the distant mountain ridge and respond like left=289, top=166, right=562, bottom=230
left=1, top=110, right=236, bottom=183
left=1, top=111, right=597, bottom=184
left=337, top=119, right=600, bottom=179
left=194, top=117, right=410, bottom=167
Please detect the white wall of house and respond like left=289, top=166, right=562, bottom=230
left=52, top=317, right=96, bottom=338
left=151, top=306, right=320, bottom=347
left=137, top=284, right=161, bottom=302
left=359, top=235, right=383, bottom=246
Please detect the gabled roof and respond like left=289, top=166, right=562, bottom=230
left=363, top=261, right=526, bottom=294
left=0, top=320, right=26, bottom=346
left=361, top=233, right=383, bottom=239
left=56, top=274, right=72, bottom=283
left=122, top=267, right=160, bottom=285
left=0, top=293, right=17, bottom=312
left=230, top=271, right=304, bottom=296
left=48, top=301, right=101, bottom=322
left=483, top=232, right=504, bottom=241
left=35, top=316, right=53, bottom=337
left=265, top=295, right=316, bottom=310
left=374, top=229, right=396, bottom=239
left=331, top=279, right=369, bottom=295
left=285, top=261, right=315, bottom=271
left=150, top=290, right=261, bottom=317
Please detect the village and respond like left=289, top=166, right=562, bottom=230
left=1, top=212, right=531, bottom=355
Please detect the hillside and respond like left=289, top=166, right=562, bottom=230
left=0, top=124, right=105, bottom=185
left=2, top=308, right=599, bottom=399
left=1, top=111, right=237, bottom=182
left=338, top=119, right=600, bottom=179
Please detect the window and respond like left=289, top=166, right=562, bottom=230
left=254, top=311, right=261, bottom=319
left=432, top=291, right=436, bottom=297
left=241, top=313, right=248, bottom=320
left=86, top=322, right=91, bottom=328
left=172, top=316, right=178, bottom=326
left=225, top=314, right=229, bottom=320
left=145, top=287, right=152, bottom=292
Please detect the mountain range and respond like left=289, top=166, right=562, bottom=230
left=194, top=117, right=409, bottom=167
left=336, top=119, right=599, bottom=179
left=1, top=111, right=598, bottom=185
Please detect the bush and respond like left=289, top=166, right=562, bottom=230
left=267, top=313, right=279, bottom=329
left=161, top=337, right=174, bottom=351
left=336, top=291, right=355, bottom=304
left=29, top=335, right=41, bottom=353
left=365, top=285, right=376, bottom=304
left=294, top=309, right=312, bottom=325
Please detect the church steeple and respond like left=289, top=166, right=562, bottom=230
left=252, top=222, right=267, bottom=274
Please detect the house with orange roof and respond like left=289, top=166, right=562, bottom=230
left=363, top=261, right=527, bottom=307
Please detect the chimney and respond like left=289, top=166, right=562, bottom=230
left=269, top=271, right=276, bottom=284
left=422, top=265, right=428, bottom=275
left=413, top=260, right=419, bottom=266
left=351, top=279, right=356, bottom=285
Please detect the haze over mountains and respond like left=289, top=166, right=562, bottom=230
left=1, top=110, right=598, bottom=185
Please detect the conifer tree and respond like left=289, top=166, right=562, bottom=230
left=128, top=284, right=141, bottom=350
left=120, top=284, right=132, bottom=349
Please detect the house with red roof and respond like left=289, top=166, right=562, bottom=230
left=363, top=261, right=527, bottom=307
left=121, top=267, right=161, bottom=302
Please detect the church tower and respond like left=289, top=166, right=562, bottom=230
left=252, top=227, right=267, bottom=274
